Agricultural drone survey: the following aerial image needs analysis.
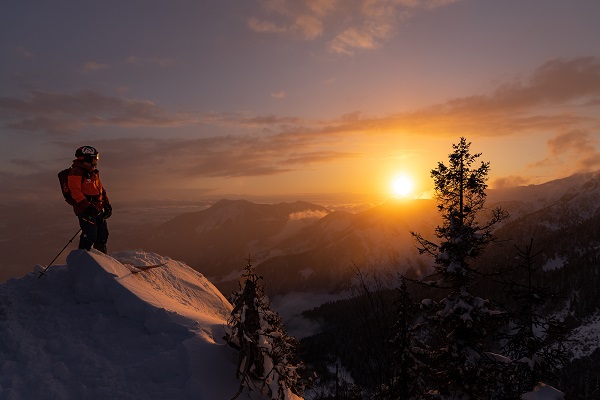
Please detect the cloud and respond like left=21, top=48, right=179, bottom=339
left=2, top=57, right=598, bottom=142
left=196, top=56, right=600, bottom=183
left=76, top=132, right=358, bottom=194
left=463, top=57, right=600, bottom=111
left=547, top=130, right=595, bottom=158
left=293, top=14, right=324, bottom=39
left=301, top=57, right=600, bottom=137
left=271, top=90, right=287, bottom=99
left=199, top=111, right=304, bottom=129
left=247, top=0, right=464, bottom=55
left=195, top=55, right=597, bottom=146
left=529, top=130, right=600, bottom=175
left=0, top=90, right=196, bottom=134
left=0, top=133, right=346, bottom=202
left=492, top=175, right=532, bottom=189
left=0, top=89, right=310, bottom=141
left=281, top=151, right=357, bottom=165
left=402, top=57, right=600, bottom=131
left=421, top=0, right=463, bottom=9
left=329, top=23, right=392, bottom=54
left=307, top=0, right=337, bottom=16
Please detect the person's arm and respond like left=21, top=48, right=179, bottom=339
left=68, top=168, right=89, bottom=208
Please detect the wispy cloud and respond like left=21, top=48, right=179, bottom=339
left=492, top=175, right=532, bottom=189
left=300, top=57, right=600, bottom=137
left=0, top=90, right=196, bottom=134
left=271, top=90, right=287, bottom=99
left=199, top=111, right=303, bottom=128
left=530, top=130, right=600, bottom=176
left=46, top=135, right=359, bottom=200
left=294, top=14, right=324, bottom=39
left=329, top=23, right=392, bottom=54
left=2, top=57, right=598, bottom=140
left=1, top=57, right=598, bottom=195
left=442, top=57, right=600, bottom=112
left=247, top=0, right=465, bottom=55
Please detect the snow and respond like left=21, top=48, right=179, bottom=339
left=521, top=382, right=565, bottom=400
left=483, top=349, right=566, bottom=397
left=421, top=298, right=434, bottom=307
left=0, top=249, right=302, bottom=400
left=483, top=352, right=512, bottom=364
left=568, top=312, right=600, bottom=359
left=542, top=256, right=567, bottom=271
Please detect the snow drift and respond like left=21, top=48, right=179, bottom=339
left=0, top=249, right=299, bottom=400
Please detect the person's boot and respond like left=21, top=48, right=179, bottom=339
left=93, top=243, right=107, bottom=254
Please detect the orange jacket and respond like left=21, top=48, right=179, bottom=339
left=68, top=160, right=109, bottom=215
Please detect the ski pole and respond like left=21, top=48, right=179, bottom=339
left=37, top=228, right=82, bottom=279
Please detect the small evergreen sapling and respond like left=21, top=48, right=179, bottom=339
left=224, top=258, right=303, bottom=400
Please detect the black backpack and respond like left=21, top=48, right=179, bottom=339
left=58, top=167, right=80, bottom=206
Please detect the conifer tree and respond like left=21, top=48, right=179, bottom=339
left=501, top=239, right=571, bottom=396
left=224, top=258, right=303, bottom=399
left=411, top=137, right=509, bottom=399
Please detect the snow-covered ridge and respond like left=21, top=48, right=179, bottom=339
left=0, top=249, right=273, bottom=400
left=68, top=250, right=231, bottom=333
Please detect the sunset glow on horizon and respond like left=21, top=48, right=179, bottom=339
left=0, top=1, right=599, bottom=204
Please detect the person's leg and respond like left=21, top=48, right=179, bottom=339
left=77, top=215, right=98, bottom=251
left=93, top=217, right=109, bottom=254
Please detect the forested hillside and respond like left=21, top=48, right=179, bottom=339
left=297, top=143, right=600, bottom=399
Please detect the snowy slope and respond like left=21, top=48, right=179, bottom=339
left=568, top=312, right=600, bottom=359
left=0, top=249, right=300, bottom=400
left=489, top=170, right=600, bottom=211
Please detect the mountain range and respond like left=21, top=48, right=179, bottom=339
left=142, top=198, right=438, bottom=294
left=1, top=170, right=599, bottom=295
left=137, top=170, right=600, bottom=295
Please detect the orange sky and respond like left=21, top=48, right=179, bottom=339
left=1, top=1, right=599, bottom=204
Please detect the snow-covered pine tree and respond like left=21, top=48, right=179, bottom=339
left=501, top=239, right=571, bottom=396
left=224, top=258, right=303, bottom=400
left=411, top=137, right=509, bottom=399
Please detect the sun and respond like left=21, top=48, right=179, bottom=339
left=391, top=175, right=414, bottom=197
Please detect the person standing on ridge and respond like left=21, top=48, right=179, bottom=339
left=68, top=146, right=112, bottom=253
